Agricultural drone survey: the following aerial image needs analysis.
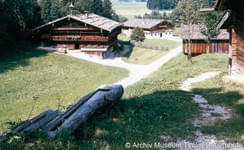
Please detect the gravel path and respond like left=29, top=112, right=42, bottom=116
left=68, top=45, right=182, bottom=88
left=175, top=72, right=241, bottom=150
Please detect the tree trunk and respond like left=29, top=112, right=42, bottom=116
left=44, top=90, right=99, bottom=132
left=1, top=84, right=124, bottom=140
left=13, top=110, right=58, bottom=133
left=187, top=23, right=193, bottom=63
left=22, top=110, right=59, bottom=133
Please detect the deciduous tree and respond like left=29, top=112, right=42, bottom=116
left=130, top=27, right=145, bottom=43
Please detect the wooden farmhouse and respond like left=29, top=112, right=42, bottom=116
left=33, top=13, right=122, bottom=57
left=214, top=0, right=244, bottom=77
left=180, top=24, right=229, bottom=55
left=122, top=19, right=174, bottom=39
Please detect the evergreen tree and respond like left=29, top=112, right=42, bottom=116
left=41, top=0, right=52, bottom=23
left=103, top=0, right=113, bottom=19
left=0, top=0, right=41, bottom=54
left=50, top=0, right=62, bottom=20
left=147, top=0, right=178, bottom=10
left=91, top=0, right=104, bottom=16
left=69, top=0, right=93, bottom=15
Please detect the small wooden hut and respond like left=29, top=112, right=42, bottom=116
left=122, top=19, right=174, bottom=39
left=180, top=24, right=229, bottom=55
left=33, top=13, right=122, bottom=58
left=214, top=0, right=244, bottom=76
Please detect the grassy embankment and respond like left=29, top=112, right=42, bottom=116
left=3, top=53, right=243, bottom=150
left=119, top=34, right=181, bottom=64
left=0, top=47, right=128, bottom=134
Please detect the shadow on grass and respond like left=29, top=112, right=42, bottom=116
left=118, top=40, right=134, bottom=58
left=192, top=87, right=244, bottom=144
left=0, top=45, right=48, bottom=74
left=192, top=87, right=244, bottom=106
left=1, top=88, right=244, bottom=149
left=0, top=90, right=197, bottom=149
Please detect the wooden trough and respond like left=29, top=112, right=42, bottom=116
left=1, top=84, right=123, bottom=141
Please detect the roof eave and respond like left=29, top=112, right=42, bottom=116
left=32, top=15, right=72, bottom=31
left=217, top=10, right=231, bottom=30
left=32, top=14, right=121, bottom=33
left=199, top=8, right=215, bottom=12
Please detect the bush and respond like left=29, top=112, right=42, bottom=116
left=130, top=27, right=145, bottom=43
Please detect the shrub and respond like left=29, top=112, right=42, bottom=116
left=130, top=27, right=145, bottom=43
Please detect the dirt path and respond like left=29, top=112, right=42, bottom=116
left=68, top=45, right=182, bottom=88
left=176, top=72, right=241, bottom=150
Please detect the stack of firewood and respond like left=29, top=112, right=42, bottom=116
left=1, top=84, right=123, bottom=141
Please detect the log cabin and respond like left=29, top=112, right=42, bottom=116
left=180, top=24, right=229, bottom=55
left=122, top=19, right=174, bottom=39
left=214, top=0, right=244, bottom=77
left=32, top=13, right=122, bottom=58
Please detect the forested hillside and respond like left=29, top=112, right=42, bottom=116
left=147, top=0, right=179, bottom=10
left=147, top=0, right=214, bottom=10
left=0, top=0, right=41, bottom=53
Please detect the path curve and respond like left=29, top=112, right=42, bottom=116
left=177, top=72, right=240, bottom=150
left=68, top=45, right=182, bottom=88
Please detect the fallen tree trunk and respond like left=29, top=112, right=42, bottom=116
left=22, top=110, right=59, bottom=133
left=1, top=84, right=124, bottom=141
left=44, top=89, right=100, bottom=132
left=0, top=110, right=58, bottom=143
left=13, top=109, right=59, bottom=134
left=13, top=110, right=52, bottom=133
left=48, top=84, right=123, bottom=137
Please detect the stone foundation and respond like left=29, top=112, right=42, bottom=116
left=223, top=64, right=244, bottom=85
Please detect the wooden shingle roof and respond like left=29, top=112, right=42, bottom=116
left=215, top=29, right=230, bottom=40
left=33, top=13, right=121, bottom=32
left=180, top=24, right=208, bottom=40
left=180, top=24, right=229, bottom=40
left=123, top=19, right=172, bottom=29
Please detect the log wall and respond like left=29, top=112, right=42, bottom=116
left=183, top=40, right=229, bottom=54
left=231, top=26, right=244, bottom=75
left=82, top=51, right=105, bottom=57
left=50, top=35, right=108, bottom=42
left=209, top=40, right=229, bottom=53
left=36, top=18, right=121, bottom=53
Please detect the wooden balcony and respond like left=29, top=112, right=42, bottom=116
left=49, top=35, right=108, bottom=42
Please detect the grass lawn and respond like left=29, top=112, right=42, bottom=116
left=3, top=53, right=242, bottom=150
left=0, top=47, right=128, bottom=134
left=119, top=34, right=181, bottom=64
left=142, top=39, right=181, bottom=50
left=111, top=1, right=171, bottom=19
left=122, top=47, right=167, bottom=64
